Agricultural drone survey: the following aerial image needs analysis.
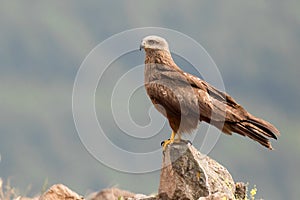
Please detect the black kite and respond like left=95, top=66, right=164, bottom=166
left=140, top=35, right=280, bottom=149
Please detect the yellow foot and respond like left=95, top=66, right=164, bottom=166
left=162, top=138, right=174, bottom=150
left=161, top=131, right=179, bottom=150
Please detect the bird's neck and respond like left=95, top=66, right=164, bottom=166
left=145, top=49, right=176, bottom=66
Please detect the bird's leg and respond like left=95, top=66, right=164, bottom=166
left=174, top=133, right=181, bottom=142
left=162, top=131, right=176, bottom=150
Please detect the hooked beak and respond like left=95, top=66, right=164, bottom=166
left=140, top=40, right=146, bottom=51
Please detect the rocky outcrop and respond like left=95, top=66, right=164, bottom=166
left=39, top=184, right=84, bottom=200
left=93, top=141, right=245, bottom=200
left=90, top=188, right=152, bottom=200
left=19, top=142, right=246, bottom=200
left=158, top=140, right=236, bottom=200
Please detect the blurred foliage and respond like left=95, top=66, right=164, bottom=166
left=1, top=1, right=300, bottom=199
left=0, top=178, right=19, bottom=200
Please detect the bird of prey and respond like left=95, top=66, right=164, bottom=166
left=140, top=35, right=280, bottom=149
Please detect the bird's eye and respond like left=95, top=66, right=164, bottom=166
left=148, top=40, right=155, bottom=45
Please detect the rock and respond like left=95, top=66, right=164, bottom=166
left=90, top=188, right=157, bottom=200
left=16, top=197, right=39, bottom=200
left=234, top=182, right=246, bottom=200
left=36, top=142, right=246, bottom=200
left=91, top=188, right=135, bottom=200
left=39, top=184, right=84, bottom=200
left=128, top=194, right=157, bottom=200
left=198, top=192, right=233, bottom=200
left=158, top=141, right=236, bottom=200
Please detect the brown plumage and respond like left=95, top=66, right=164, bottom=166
left=140, top=35, right=280, bottom=149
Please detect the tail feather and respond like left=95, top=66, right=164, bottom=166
left=232, top=122, right=273, bottom=149
left=227, top=115, right=280, bottom=149
left=232, top=114, right=280, bottom=149
left=246, top=115, right=280, bottom=139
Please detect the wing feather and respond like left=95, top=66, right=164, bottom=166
left=182, top=71, right=279, bottom=149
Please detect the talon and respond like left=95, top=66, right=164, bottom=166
left=162, top=139, right=173, bottom=150
left=160, top=139, right=170, bottom=147
left=162, top=131, right=176, bottom=150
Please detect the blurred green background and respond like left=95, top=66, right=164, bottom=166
left=1, top=1, right=300, bottom=199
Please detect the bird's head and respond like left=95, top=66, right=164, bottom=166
left=140, top=35, right=170, bottom=52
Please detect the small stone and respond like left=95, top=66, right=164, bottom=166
left=91, top=188, right=135, bottom=200
left=39, top=184, right=84, bottom=200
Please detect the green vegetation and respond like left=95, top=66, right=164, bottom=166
left=246, top=184, right=258, bottom=200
